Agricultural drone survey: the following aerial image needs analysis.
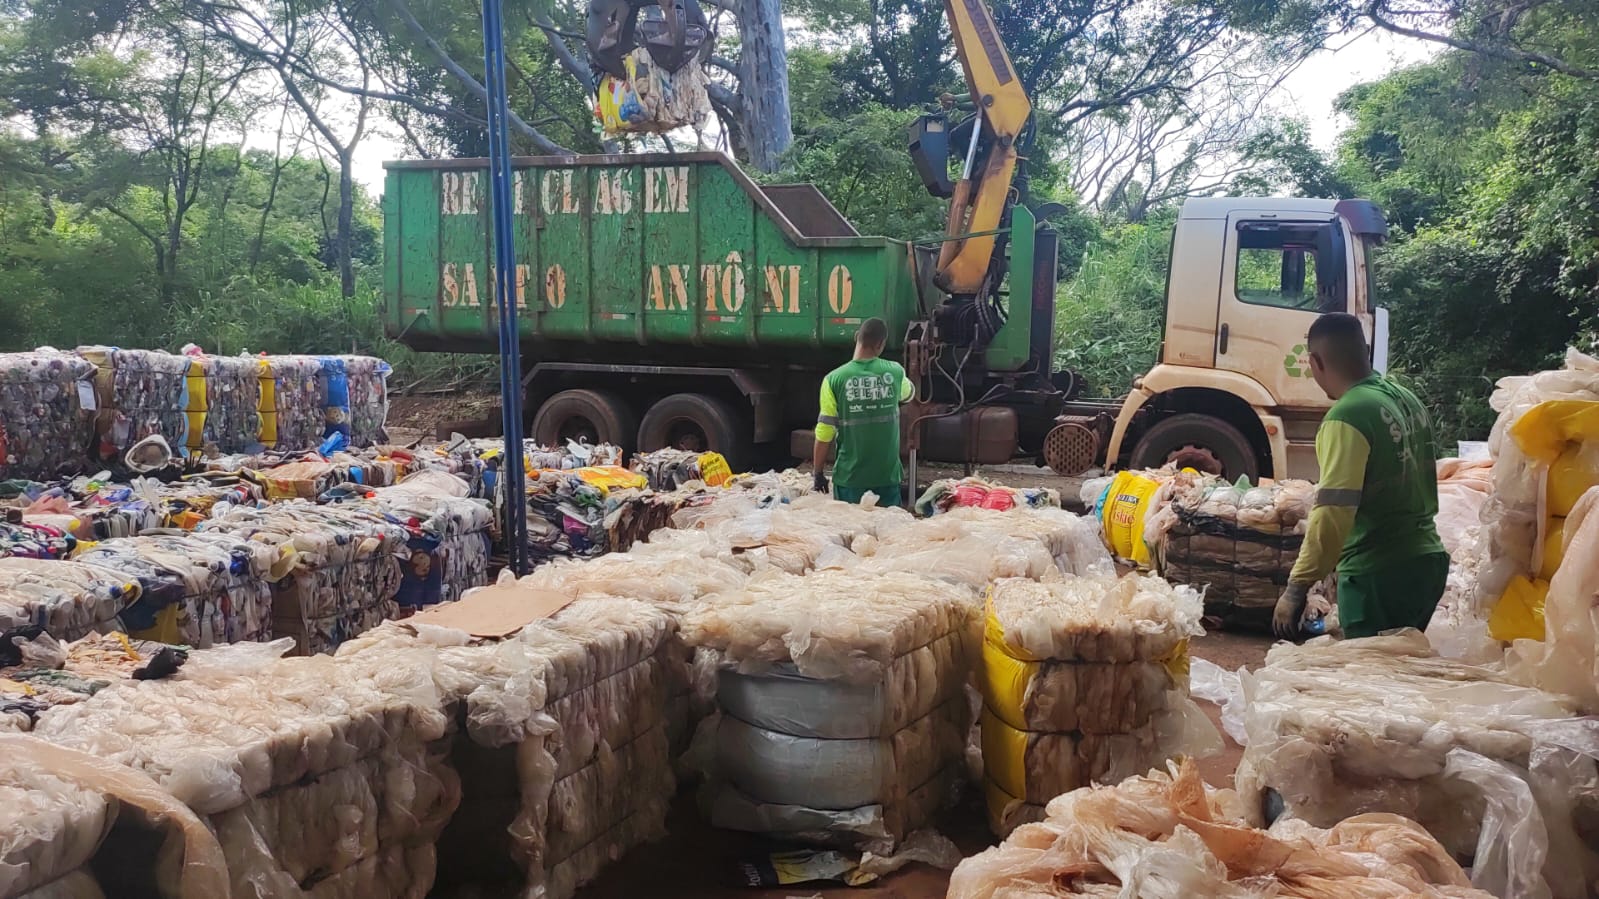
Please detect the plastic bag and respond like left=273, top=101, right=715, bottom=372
left=1444, top=748, right=1550, bottom=899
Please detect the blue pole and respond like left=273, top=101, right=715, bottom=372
left=481, top=0, right=529, bottom=575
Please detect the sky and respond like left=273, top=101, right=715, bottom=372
left=343, top=27, right=1439, bottom=192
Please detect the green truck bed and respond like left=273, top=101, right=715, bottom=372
left=382, top=152, right=922, bottom=363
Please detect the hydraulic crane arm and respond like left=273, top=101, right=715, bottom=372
left=935, top=0, right=1032, bottom=295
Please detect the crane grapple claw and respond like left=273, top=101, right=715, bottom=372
left=586, top=0, right=710, bottom=80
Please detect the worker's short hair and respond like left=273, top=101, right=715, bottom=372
left=1306, top=312, right=1368, bottom=369
left=857, top=318, right=889, bottom=348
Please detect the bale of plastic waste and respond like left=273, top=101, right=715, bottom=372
left=0, top=350, right=98, bottom=482
left=594, top=48, right=710, bottom=136
left=978, top=574, right=1219, bottom=833
left=681, top=567, right=975, bottom=848
left=1236, top=630, right=1599, bottom=899
left=1145, top=472, right=1316, bottom=629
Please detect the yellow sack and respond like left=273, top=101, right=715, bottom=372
left=982, top=776, right=1037, bottom=836
left=1509, top=400, right=1599, bottom=463
left=127, top=603, right=182, bottom=645
left=980, top=614, right=1039, bottom=732
left=184, top=358, right=208, bottom=451
left=1101, top=471, right=1161, bottom=567
left=572, top=465, right=648, bottom=492
left=698, top=452, right=733, bottom=487
left=979, top=707, right=1031, bottom=807
left=1489, top=574, right=1547, bottom=643
left=1539, top=517, right=1566, bottom=581
left=594, top=55, right=640, bottom=133
left=257, top=358, right=278, bottom=448
left=1548, top=447, right=1599, bottom=517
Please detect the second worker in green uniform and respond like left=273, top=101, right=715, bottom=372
left=1273, top=312, right=1449, bottom=640
left=811, top=317, right=913, bottom=506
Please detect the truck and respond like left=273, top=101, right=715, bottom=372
left=380, top=155, right=1387, bottom=481
left=381, top=0, right=1389, bottom=483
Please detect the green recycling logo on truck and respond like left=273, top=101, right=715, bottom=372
left=1283, top=343, right=1312, bottom=379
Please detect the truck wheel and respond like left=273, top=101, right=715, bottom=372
left=1130, top=413, right=1259, bottom=480
left=531, top=389, right=637, bottom=452
left=638, top=394, right=749, bottom=469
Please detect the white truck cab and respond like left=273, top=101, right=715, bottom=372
left=1096, top=197, right=1390, bottom=481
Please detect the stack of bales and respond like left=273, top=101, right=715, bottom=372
left=978, top=573, right=1213, bottom=834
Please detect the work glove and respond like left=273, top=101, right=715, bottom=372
left=1272, top=582, right=1311, bottom=640
left=812, top=469, right=829, bottom=495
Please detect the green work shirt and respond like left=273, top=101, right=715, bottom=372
left=1289, top=374, right=1445, bottom=583
left=815, top=357, right=913, bottom=489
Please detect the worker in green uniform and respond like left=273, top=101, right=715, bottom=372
left=1272, top=312, right=1449, bottom=640
left=812, top=317, right=914, bottom=506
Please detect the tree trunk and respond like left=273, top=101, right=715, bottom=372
left=735, top=0, right=793, bottom=173
left=337, top=153, right=356, bottom=298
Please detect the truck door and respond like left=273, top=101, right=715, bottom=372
left=1215, top=213, right=1362, bottom=410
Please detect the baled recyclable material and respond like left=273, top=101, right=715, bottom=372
left=1476, top=350, right=1599, bottom=635
left=201, top=501, right=409, bottom=654
left=337, top=593, right=680, bottom=898
left=1509, top=485, right=1599, bottom=710
left=0, top=559, right=137, bottom=643
left=685, top=568, right=976, bottom=846
left=77, top=347, right=193, bottom=462
left=196, top=354, right=263, bottom=453
left=259, top=355, right=327, bottom=452
left=0, top=734, right=230, bottom=899
left=861, top=507, right=1112, bottom=589
left=979, top=575, right=1217, bottom=832
left=338, top=356, right=391, bottom=447
left=72, top=531, right=276, bottom=646
left=1236, top=630, right=1599, bottom=899
left=947, top=757, right=1492, bottom=899
left=1149, top=472, right=1316, bottom=629
left=912, top=477, right=1061, bottom=516
left=630, top=448, right=732, bottom=490
left=0, top=351, right=97, bottom=481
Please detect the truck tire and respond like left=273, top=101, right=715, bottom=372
left=638, top=393, right=749, bottom=469
left=1129, top=413, right=1259, bottom=481
left=531, top=389, right=637, bottom=452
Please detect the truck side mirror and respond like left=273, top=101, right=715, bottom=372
left=1314, top=219, right=1348, bottom=312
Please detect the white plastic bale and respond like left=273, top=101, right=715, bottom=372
left=0, top=734, right=231, bottom=898
left=1476, top=348, right=1599, bottom=610
left=681, top=568, right=976, bottom=685
left=28, top=640, right=450, bottom=816
left=714, top=629, right=970, bottom=739
left=1236, top=630, right=1599, bottom=899
left=1016, top=658, right=1175, bottom=734
left=210, top=740, right=460, bottom=898
left=0, top=756, right=112, bottom=897
left=1509, top=486, right=1599, bottom=710
left=986, top=575, right=1204, bottom=664
left=713, top=696, right=967, bottom=810
left=0, top=558, right=136, bottom=643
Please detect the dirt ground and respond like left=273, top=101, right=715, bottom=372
left=574, top=630, right=1270, bottom=899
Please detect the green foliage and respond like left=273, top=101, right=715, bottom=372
left=1053, top=214, right=1173, bottom=397
left=772, top=103, right=948, bottom=242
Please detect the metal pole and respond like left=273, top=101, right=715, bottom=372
left=482, top=0, right=528, bottom=575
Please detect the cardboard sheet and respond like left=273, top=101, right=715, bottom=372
left=409, top=583, right=577, bottom=638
